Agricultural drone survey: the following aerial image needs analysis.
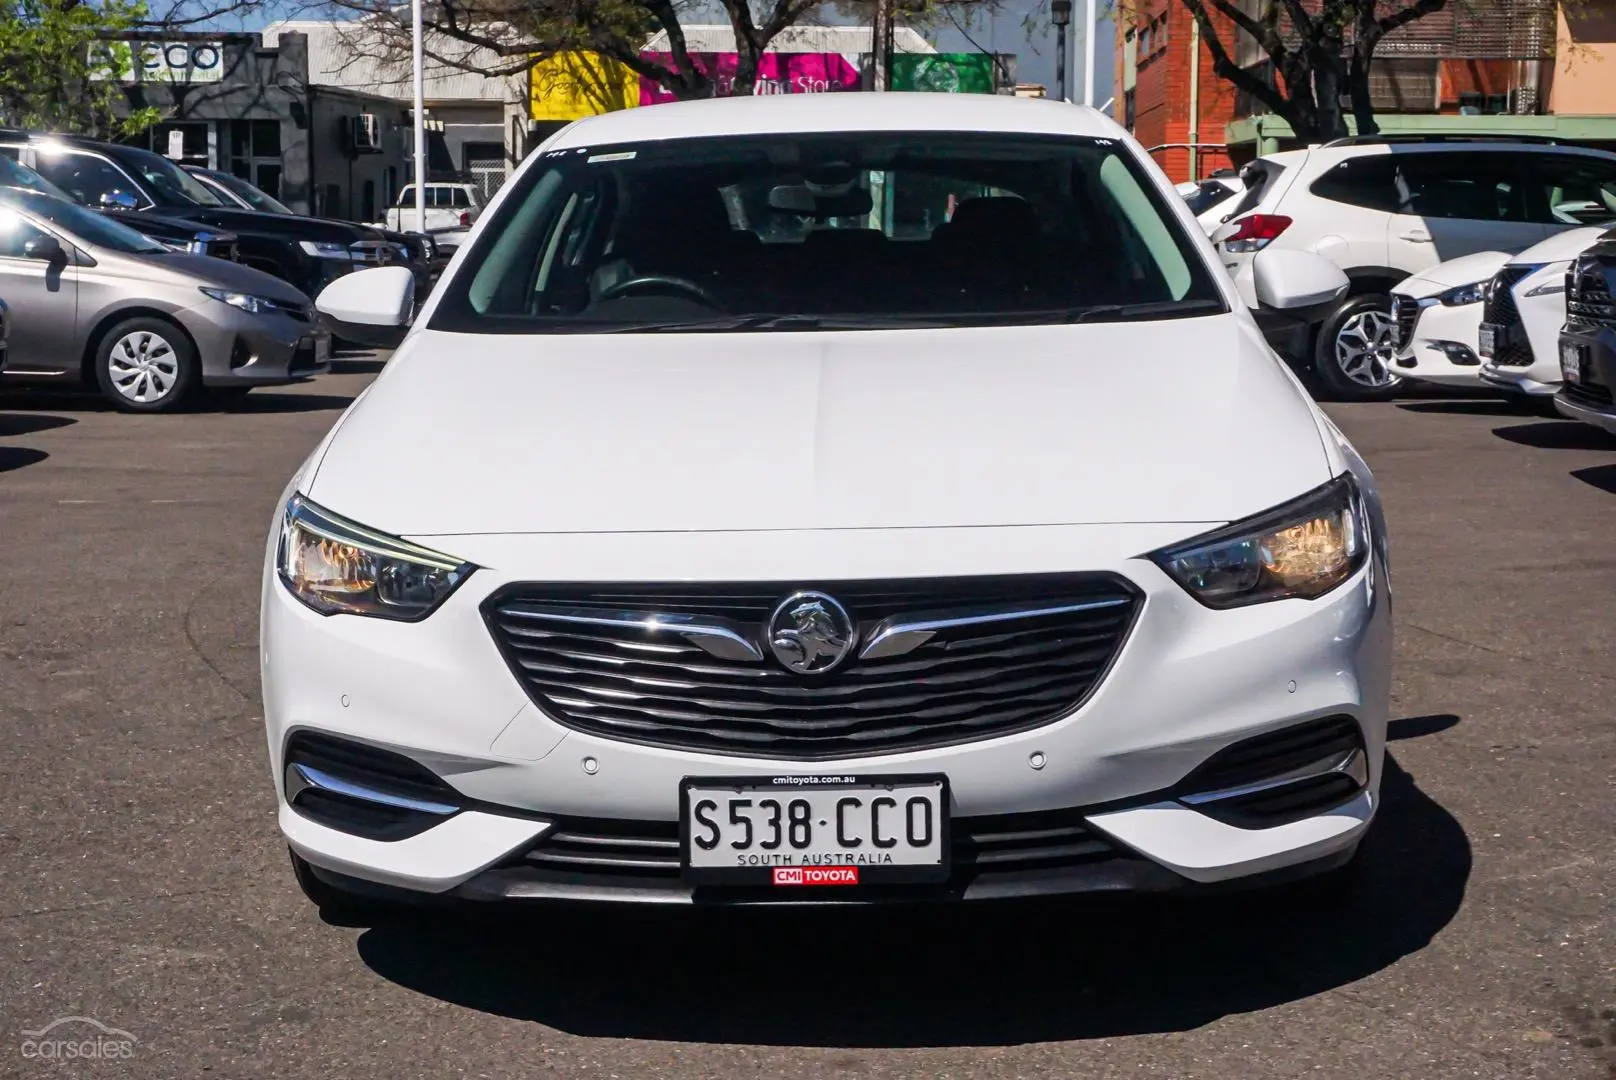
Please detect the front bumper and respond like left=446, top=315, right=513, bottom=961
left=184, top=303, right=331, bottom=387
left=1555, top=322, right=1616, bottom=433
left=262, top=523, right=1392, bottom=903
left=1480, top=364, right=1558, bottom=397
left=1396, top=298, right=1485, bottom=387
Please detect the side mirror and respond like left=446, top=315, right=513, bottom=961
left=1252, top=248, right=1350, bottom=310
left=98, top=191, right=139, bottom=211
left=315, top=265, right=415, bottom=349
left=23, top=235, right=66, bottom=263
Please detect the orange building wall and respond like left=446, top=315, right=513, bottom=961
left=1114, top=0, right=1238, bottom=184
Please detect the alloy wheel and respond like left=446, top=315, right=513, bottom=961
left=107, top=331, right=180, bottom=405
left=1332, top=308, right=1402, bottom=390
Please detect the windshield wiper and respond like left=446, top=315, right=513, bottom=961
left=1051, top=298, right=1227, bottom=324
left=602, top=313, right=952, bottom=333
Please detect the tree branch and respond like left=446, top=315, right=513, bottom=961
left=1178, top=0, right=1293, bottom=117
left=1378, top=0, right=1448, bottom=36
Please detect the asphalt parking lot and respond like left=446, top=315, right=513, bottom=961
left=0, top=360, right=1611, bottom=1079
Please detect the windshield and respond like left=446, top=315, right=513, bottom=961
left=207, top=169, right=293, bottom=214
left=0, top=187, right=167, bottom=253
left=1183, top=180, right=1239, bottom=217
left=0, top=153, right=74, bottom=201
left=120, top=146, right=225, bottom=207
left=430, top=131, right=1226, bottom=333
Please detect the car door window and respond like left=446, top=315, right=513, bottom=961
left=1526, top=155, right=1616, bottom=226
left=0, top=206, right=49, bottom=258
left=452, top=188, right=472, bottom=208
left=1309, top=156, right=1401, bottom=212
left=31, top=152, right=148, bottom=210
left=1390, top=152, right=1526, bottom=222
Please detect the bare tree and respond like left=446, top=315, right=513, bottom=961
left=1173, top=0, right=1458, bottom=141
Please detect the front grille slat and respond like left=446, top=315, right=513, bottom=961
left=517, top=806, right=1127, bottom=880
left=485, top=576, right=1139, bottom=758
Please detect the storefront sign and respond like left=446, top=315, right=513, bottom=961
left=638, top=52, right=861, bottom=105
left=93, top=41, right=226, bottom=83
left=529, top=52, right=638, bottom=120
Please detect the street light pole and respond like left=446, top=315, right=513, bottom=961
left=1082, top=0, right=1096, bottom=106
left=411, top=0, right=426, bottom=232
left=1052, top=0, right=1071, bottom=102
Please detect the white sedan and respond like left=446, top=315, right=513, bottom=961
left=263, top=93, right=1391, bottom=915
left=1389, top=250, right=1511, bottom=389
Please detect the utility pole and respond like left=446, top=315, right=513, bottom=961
left=1082, top=0, right=1096, bottom=106
left=1052, top=0, right=1071, bottom=102
left=411, top=0, right=426, bottom=232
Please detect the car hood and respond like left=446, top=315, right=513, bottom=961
left=305, top=316, right=1334, bottom=537
left=143, top=253, right=312, bottom=304
left=159, top=206, right=379, bottom=242
left=1398, top=250, right=1510, bottom=295
left=114, top=211, right=234, bottom=244
left=1508, top=225, right=1609, bottom=267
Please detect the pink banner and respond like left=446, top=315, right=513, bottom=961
left=638, top=52, right=862, bottom=106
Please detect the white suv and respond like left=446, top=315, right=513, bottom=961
left=1217, top=137, right=1616, bottom=400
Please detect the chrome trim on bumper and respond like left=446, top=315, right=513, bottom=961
left=1179, top=748, right=1368, bottom=807
left=285, top=762, right=460, bottom=816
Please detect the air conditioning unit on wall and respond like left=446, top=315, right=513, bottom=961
left=349, top=114, right=382, bottom=154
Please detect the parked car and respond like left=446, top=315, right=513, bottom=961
left=382, top=181, right=483, bottom=233
left=0, top=132, right=416, bottom=301
left=1555, top=228, right=1616, bottom=434
left=1388, top=250, right=1510, bottom=389
left=184, top=164, right=437, bottom=295
left=0, top=146, right=242, bottom=261
left=1215, top=135, right=1616, bottom=400
left=1175, top=175, right=1242, bottom=233
left=0, top=187, right=329, bottom=412
left=267, top=94, right=1390, bottom=918
left=1477, top=226, right=1611, bottom=401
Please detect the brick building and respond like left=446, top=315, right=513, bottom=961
left=1115, top=0, right=1616, bottom=185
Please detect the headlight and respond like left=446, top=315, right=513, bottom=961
left=299, top=240, right=354, bottom=260
left=1150, top=476, right=1368, bottom=608
left=276, top=495, right=474, bottom=620
left=1436, top=281, right=1486, bottom=306
left=200, top=287, right=280, bottom=314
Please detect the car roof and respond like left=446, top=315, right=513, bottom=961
left=547, top=93, right=1122, bottom=150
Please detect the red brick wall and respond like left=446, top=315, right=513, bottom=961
left=1115, top=1, right=1239, bottom=184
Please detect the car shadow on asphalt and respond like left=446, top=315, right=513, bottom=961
left=0, top=446, right=48, bottom=472
left=1571, top=464, right=1616, bottom=494
left=1398, top=399, right=1533, bottom=417
left=352, top=743, right=1471, bottom=1047
left=0, top=412, right=76, bottom=437
left=1491, top=420, right=1616, bottom=450
left=230, top=392, right=358, bottom=413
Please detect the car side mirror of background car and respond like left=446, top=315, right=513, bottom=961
left=23, top=235, right=66, bottom=264
left=1252, top=249, right=1350, bottom=310
left=98, top=191, right=139, bottom=211
left=315, top=266, right=415, bottom=349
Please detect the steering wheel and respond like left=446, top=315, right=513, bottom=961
left=597, top=274, right=720, bottom=308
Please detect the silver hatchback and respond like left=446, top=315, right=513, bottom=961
left=0, top=187, right=330, bottom=412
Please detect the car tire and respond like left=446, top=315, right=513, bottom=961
left=288, top=849, right=397, bottom=923
left=94, top=317, right=199, bottom=413
left=1313, top=294, right=1404, bottom=402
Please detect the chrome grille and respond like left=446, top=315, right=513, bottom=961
left=516, top=807, right=1125, bottom=881
left=484, top=576, right=1140, bottom=758
left=1566, top=259, right=1615, bottom=331
left=1482, top=265, right=1536, bottom=366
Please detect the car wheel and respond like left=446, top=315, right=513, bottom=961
left=288, top=849, right=397, bottom=923
left=1313, top=294, right=1404, bottom=402
left=94, top=318, right=198, bottom=413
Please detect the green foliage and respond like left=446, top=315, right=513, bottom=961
left=0, top=0, right=159, bottom=136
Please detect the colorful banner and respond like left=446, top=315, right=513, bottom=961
left=890, top=53, right=998, bottom=95
left=638, top=52, right=861, bottom=106
left=529, top=52, right=639, bottom=120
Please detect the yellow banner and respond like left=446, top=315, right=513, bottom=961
left=529, top=52, right=638, bottom=120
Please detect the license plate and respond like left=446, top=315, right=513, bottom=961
left=1478, top=324, right=1497, bottom=358
left=314, top=334, right=331, bottom=363
left=1561, top=340, right=1586, bottom=383
left=680, top=775, right=948, bottom=887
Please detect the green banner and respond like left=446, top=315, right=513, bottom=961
left=891, top=53, right=997, bottom=94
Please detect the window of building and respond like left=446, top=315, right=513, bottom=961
left=229, top=120, right=284, bottom=202
left=362, top=179, right=377, bottom=222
